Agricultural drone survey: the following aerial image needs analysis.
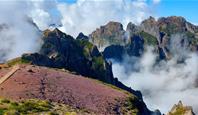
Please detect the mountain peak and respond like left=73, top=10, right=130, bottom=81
left=167, top=101, right=195, bottom=115
left=76, top=32, right=89, bottom=40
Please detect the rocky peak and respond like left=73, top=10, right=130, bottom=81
left=157, top=16, right=187, bottom=34
left=167, top=101, right=195, bottom=115
left=76, top=32, right=89, bottom=40
left=103, top=21, right=124, bottom=32
left=140, top=16, right=159, bottom=39
left=142, top=16, right=157, bottom=24
left=89, top=21, right=126, bottom=49
left=126, top=22, right=139, bottom=38
left=158, top=16, right=186, bottom=26
left=43, top=28, right=68, bottom=38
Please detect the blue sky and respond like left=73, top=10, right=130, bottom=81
left=157, top=0, right=198, bottom=24
left=58, top=0, right=198, bottom=24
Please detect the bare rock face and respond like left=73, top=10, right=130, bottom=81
left=167, top=101, right=195, bottom=115
left=89, top=21, right=126, bottom=49
left=101, top=16, right=198, bottom=62
left=126, top=22, right=140, bottom=39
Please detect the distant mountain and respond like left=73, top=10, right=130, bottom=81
left=90, top=16, right=198, bottom=61
left=89, top=21, right=127, bottom=49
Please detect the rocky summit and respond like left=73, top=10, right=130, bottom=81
left=90, top=16, right=198, bottom=61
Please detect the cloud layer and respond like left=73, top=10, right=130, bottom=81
left=0, top=0, right=63, bottom=62
left=112, top=44, right=198, bottom=114
left=0, top=1, right=42, bottom=62
left=57, top=0, right=156, bottom=37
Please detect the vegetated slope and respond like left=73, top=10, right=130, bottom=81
left=21, top=28, right=140, bottom=97
left=0, top=64, right=151, bottom=115
left=0, top=98, right=90, bottom=115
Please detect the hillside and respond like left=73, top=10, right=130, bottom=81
left=0, top=64, right=152, bottom=115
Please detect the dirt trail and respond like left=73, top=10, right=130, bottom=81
left=0, top=65, right=19, bottom=85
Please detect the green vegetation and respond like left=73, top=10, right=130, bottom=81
left=139, top=31, right=157, bottom=45
left=91, top=56, right=107, bottom=81
left=77, top=39, right=94, bottom=50
left=159, top=24, right=178, bottom=36
left=0, top=98, right=89, bottom=115
left=76, top=39, right=94, bottom=57
left=120, top=94, right=147, bottom=115
left=0, top=99, right=52, bottom=115
left=185, top=31, right=198, bottom=45
left=92, top=56, right=104, bottom=67
left=186, top=31, right=195, bottom=38
left=6, top=57, right=30, bottom=67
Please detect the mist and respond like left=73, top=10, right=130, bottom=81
left=112, top=37, right=198, bottom=113
left=57, top=0, right=159, bottom=37
left=0, top=1, right=58, bottom=62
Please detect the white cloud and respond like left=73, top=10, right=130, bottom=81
left=0, top=1, right=42, bottom=62
left=153, top=0, right=161, bottom=4
left=0, top=0, right=63, bottom=62
left=29, top=0, right=61, bottom=30
left=192, top=22, right=198, bottom=26
left=112, top=44, right=198, bottom=114
left=57, top=0, right=154, bottom=37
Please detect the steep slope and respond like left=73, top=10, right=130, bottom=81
left=22, top=28, right=140, bottom=97
left=0, top=64, right=151, bottom=115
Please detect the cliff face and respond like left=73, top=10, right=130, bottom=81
left=90, top=16, right=198, bottom=61
left=89, top=21, right=127, bottom=49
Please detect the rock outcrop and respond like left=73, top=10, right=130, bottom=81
left=97, top=16, right=198, bottom=61
left=89, top=21, right=127, bottom=49
left=167, top=101, right=195, bottom=115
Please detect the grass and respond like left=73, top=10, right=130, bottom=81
left=6, top=57, right=30, bottom=67
left=0, top=99, right=52, bottom=114
left=139, top=31, right=157, bottom=45
left=0, top=98, right=91, bottom=115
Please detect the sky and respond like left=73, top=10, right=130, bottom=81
left=58, top=0, right=198, bottom=25
left=0, top=0, right=198, bottom=61
left=158, top=0, right=198, bottom=25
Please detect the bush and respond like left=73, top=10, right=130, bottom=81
left=1, top=99, right=10, bottom=103
left=14, top=100, right=52, bottom=114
